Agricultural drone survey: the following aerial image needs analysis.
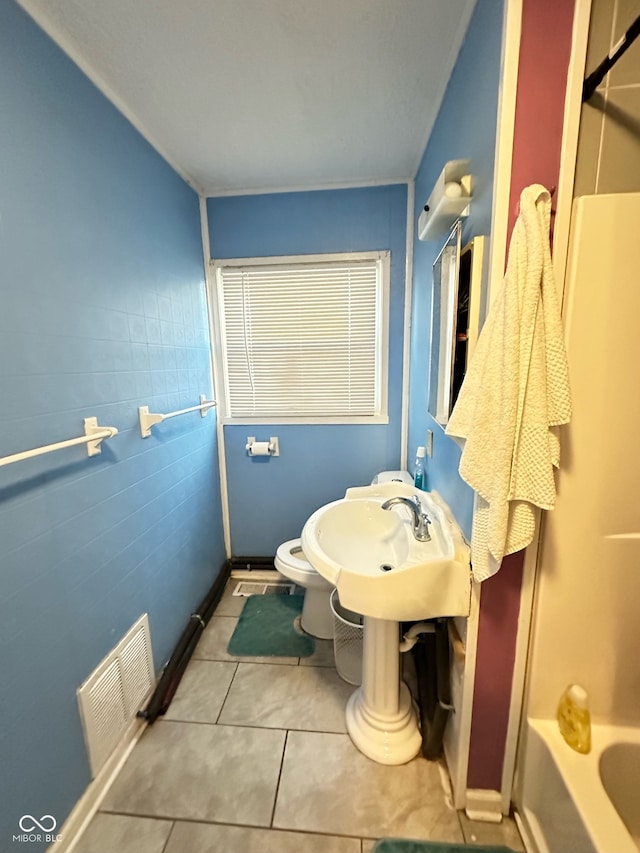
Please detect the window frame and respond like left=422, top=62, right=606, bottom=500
left=208, top=251, right=390, bottom=425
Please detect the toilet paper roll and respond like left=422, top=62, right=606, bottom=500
left=249, top=441, right=272, bottom=456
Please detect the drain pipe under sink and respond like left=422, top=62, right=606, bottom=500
left=399, top=621, right=435, bottom=652
left=408, top=618, right=453, bottom=760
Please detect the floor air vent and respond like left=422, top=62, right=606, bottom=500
left=233, top=581, right=296, bottom=597
left=77, top=614, right=154, bottom=777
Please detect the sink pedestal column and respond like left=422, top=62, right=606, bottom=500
left=345, top=616, right=422, bottom=765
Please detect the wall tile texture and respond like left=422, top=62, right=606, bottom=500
left=0, top=3, right=225, bottom=845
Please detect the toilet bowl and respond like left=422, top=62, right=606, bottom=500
left=275, top=539, right=334, bottom=640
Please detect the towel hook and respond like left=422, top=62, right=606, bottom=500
left=514, top=185, right=556, bottom=218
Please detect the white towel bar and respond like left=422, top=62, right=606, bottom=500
left=138, top=395, right=216, bottom=438
left=0, top=417, right=118, bottom=468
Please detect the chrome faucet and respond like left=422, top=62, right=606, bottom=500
left=381, top=495, right=431, bottom=542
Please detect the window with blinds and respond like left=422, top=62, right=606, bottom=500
left=212, top=252, right=389, bottom=422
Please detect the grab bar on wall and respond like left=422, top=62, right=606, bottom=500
left=138, top=395, right=216, bottom=438
left=0, top=417, right=118, bottom=468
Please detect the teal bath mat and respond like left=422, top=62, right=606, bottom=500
left=227, top=593, right=315, bottom=657
left=373, top=843, right=516, bottom=853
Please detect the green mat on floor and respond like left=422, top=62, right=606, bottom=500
left=373, top=843, right=516, bottom=853
left=227, top=593, right=315, bottom=657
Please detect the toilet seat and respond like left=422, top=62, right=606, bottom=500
left=275, top=539, right=331, bottom=589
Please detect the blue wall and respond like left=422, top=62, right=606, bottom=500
left=407, top=0, right=504, bottom=539
left=0, top=3, right=225, bottom=846
left=207, top=186, right=407, bottom=554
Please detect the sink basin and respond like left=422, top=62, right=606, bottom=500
left=301, top=482, right=470, bottom=621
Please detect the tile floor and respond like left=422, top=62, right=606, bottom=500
left=74, top=580, right=526, bottom=853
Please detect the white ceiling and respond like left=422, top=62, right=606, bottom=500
left=18, top=0, right=477, bottom=196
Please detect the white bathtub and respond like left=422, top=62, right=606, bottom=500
left=516, top=718, right=640, bottom=853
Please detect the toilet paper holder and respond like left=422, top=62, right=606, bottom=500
left=246, top=436, right=280, bottom=457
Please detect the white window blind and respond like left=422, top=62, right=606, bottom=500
left=214, top=253, right=388, bottom=420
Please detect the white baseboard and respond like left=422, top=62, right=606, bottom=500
left=465, top=788, right=504, bottom=823
left=48, top=715, right=147, bottom=853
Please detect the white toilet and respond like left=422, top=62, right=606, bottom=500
left=275, top=539, right=334, bottom=639
left=275, top=471, right=414, bottom=641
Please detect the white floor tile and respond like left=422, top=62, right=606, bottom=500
left=72, top=813, right=172, bottom=853
left=219, top=662, right=353, bottom=732
left=163, top=659, right=236, bottom=724
left=273, top=730, right=463, bottom=842
left=165, top=820, right=361, bottom=853
left=101, top=720, right=285, bottom=826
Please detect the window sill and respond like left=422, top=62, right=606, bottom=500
left=220, top=415, right=390, bottom=426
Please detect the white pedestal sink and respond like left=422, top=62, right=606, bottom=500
left=346, top=617, right=422, bottom=764
left=301, top=482, right=470, bottom=765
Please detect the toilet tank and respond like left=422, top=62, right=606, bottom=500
left=372, top=470, right=413, bottom=485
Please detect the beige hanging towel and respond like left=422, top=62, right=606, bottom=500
left=445, top=184, right=571, bottom=581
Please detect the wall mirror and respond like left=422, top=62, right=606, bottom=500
left=428, top=221, right=484, bottom=425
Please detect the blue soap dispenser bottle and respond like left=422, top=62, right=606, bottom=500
left=414, top=446, right=426, bottom=490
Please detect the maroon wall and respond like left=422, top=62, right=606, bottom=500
left=466, top=0, right=576, bottom=791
